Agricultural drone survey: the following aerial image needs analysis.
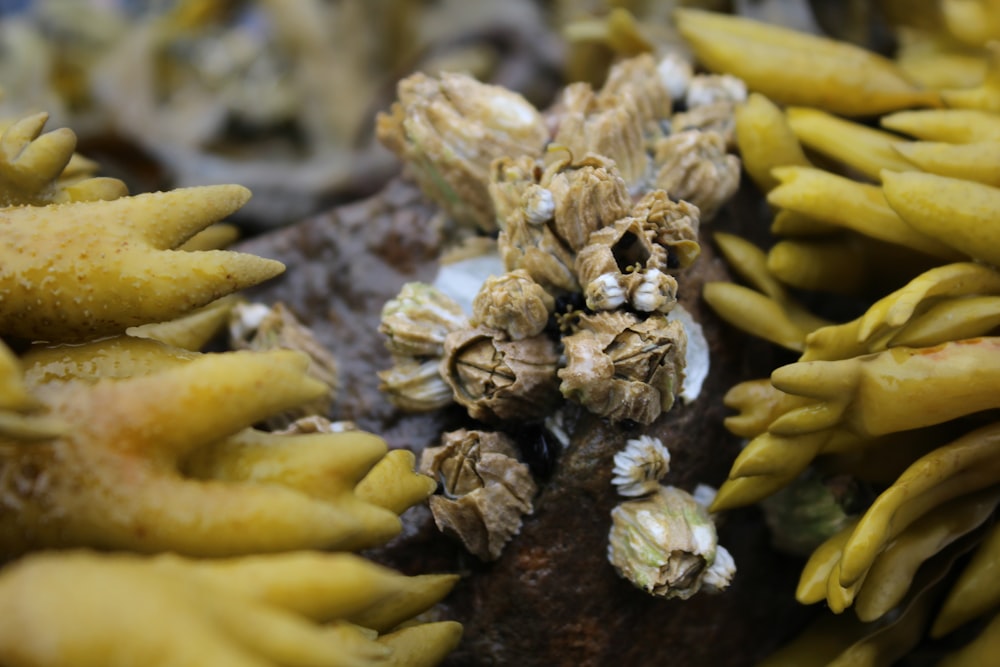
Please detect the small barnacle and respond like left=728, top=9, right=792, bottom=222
left=652, top=129, right=740, bottom=221
left=607, top=485, right=735, bottom=599
left=493, top=153, right=631, bottom=294
left=376, top=71, right=549, bottom=232
left=419, top=429, right=537, bottom=561
left=440, top=326, right=560, bottom=423
left=574, top=215, right=679, bottom=313
left=229, top=301, right=338, bottom=428
left=379, top=282, right=469, bottom=358
left=551, top=83, right=650, bottom=186
left=377, top=358, right=455, bottom=413
left=558, top=311, right=686, bottom=424
left=631, top=190, right=701, bottom=270
left=611, top=435, right=671, bottom=497
left=471, top=270, right=556, bottom=340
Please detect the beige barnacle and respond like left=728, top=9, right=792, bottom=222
left=229, top=301, right=339, bottom=428
left=608, top=485, right=734, bottom=599
left=611, top=435, right=672, bottom=497
left=378, top=358, right=455, bottom=412
left=492, top=152, right=631, bottom=294
left=631, top=190, right=701, bottom=270
left=440, top=326, right=560, bottom=423
left=419, top=429, right=537, bottom=561
left=574, top=216, right=679, bottom=314
left=551, top=83, right=649, bottom=186
left=672, top=74, right=746, bottom=149
left=376, top=71, right=549, bottom=232
left=600, top=54, right=674, bottom=129
left=378, top=282, right=469, bottom=358
left=652, top=129, right=740, bottom=221
left=558, top=311, right=686, bottom=424
left=471, top=270, right=556, bottom=340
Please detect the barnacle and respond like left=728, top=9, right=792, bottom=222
left=471, top=270, right=555, bottom=340
left=440, top=326, right=560, bottom=423
left=651, top=129, right=739, bottom=221
left=558, top=312, right=686, bottom=425
left=377, top=71, right=549, bottom=232
left=607, top=485, right=734, bottom=599
left=419, top=429, right=537, bottom=561
left=611, top=434, right=672, bottom=498
left=229, top=301, right=340, bottom=429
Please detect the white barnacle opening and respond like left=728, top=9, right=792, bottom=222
left=585, top=272, right=626, bottom=310
left=668, top=304, right=709, bottom=403
left=657, top=52, right=693, bottom=102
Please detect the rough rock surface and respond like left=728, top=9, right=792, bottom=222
left=238, top=178, right=806, bottom=666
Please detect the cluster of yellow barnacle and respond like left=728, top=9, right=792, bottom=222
left=0, top=109, right=460, bottom=666
left=677, top=5, right=1000, bottom=665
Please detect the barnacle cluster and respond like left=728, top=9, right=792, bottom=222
left=378, top=53, right=739, bottom=429
left=376, top=52, right=741, bottom=566
left=606, top=435, right=735, bottom=599
left=678, top=6, right=1000, bottom=664
left=0, top=110, right=460, bottom=665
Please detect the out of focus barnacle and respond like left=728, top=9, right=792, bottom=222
left=759, top=473, right=861, bottom=557
left=440, top=327, right=560, bottom=423
left=597, top=53, right=674, bottom=130
left=657, top=51, right=695, bottom=102
left=0, top=184, right=283, bottom=342
left=611, top=435, right=671, bottom=497
left=551, top=83, right=649, bottom=186
left=493, top=153, right=631, bottom=293
left=652, top=129, right=740, bottom=221
left=471, top=270, right=555, bottom=340
left=379, top=283, right=469, bottom=359
left=558, top=312, right=686, bottom=425
left=377, top=71, right=549, bottom=232
left=607, top=485, right=734, bottom=599
left=0, top=112, right=127, bottom=207
left=419, top=429, right=537, bottom=561
left=229, top=301, right=339, bottom=429
left=671, top=74, right=746, bottom=148
left=574, top=216, right=678, bottom=313
left=0, top=340, right=65, bottom=441
left=378, top=358, right=456, bottom=413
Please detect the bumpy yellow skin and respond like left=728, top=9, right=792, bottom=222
left=0, top=343, right=419, bottom=557
left=0, top=185, right=283, bottom=341
left=0, top=550, right=461, bottom=667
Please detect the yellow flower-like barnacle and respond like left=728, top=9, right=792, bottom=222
left=0, top=112, right=127, bottom=207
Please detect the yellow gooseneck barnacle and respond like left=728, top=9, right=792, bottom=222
left=0, top=112, right=127, bottom=206
left=934, top=521, right=1000, bottom=636
left=881, top=108, right=1000, bottom=142
left=0, top=550, right=462, bottom=667
left=674, top=8, right=941, bottom=116
left=733, top=92, right=811, bottom=192
left=0, top=184, right=284, bottom=342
